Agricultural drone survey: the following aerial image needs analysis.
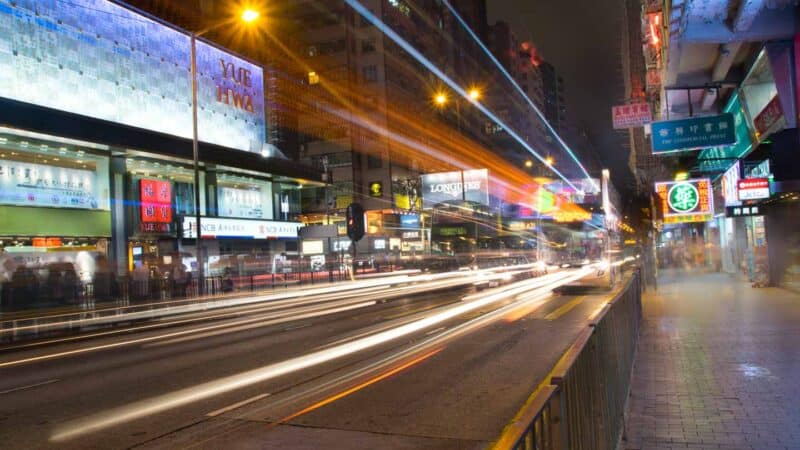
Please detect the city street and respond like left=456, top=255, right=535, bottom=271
left=0, top=268, right=616, bottom=449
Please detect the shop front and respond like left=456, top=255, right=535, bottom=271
left=0, top=0, right=322, bottom=309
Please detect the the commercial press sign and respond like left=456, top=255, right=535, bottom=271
left=654, top=179, right=714, bottom=224
left=420, top=169, right=489, bottom=208
left=0, top=0, right=265, bottom=152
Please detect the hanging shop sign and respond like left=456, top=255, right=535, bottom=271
left=753, top=96, right=784, bottom=138
left=651, top=114, right=736, bottom=154
left=421, top=169, right=489, bottom=207
left=0, top=0, right=265, bottom=152
left=726, top=205, right=763, bottom=218
left=611, top=103, right=652, bottom=129
left=301, top=240, right=324, bottom=255
left=0, top=159, right=104, bottom=210
left=654, top=179, right=714, bottom=224
left=737, top=178, right=770, bottom=201
left=182, top=217, right=302, bottom=239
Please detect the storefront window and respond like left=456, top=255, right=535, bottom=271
left=274, top=183, right=303, bottom=221
left=0, top=132, right=110, bottom=211
left=126, top=157, right=203, bottom=218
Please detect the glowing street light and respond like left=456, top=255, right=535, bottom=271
left=525, top=160, right=533, bottom=168
left=545, top=156, right=554, bottom=166
left=434, top=92, right=448, bottom=106
left=468, top=87, right=481, bottom=101
left=241, top=8, right=260, bottom=23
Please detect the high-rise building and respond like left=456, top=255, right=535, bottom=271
left=539, top=61, right=567, bottom=133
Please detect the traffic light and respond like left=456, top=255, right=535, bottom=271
left=346, top=203, right=365, bottom=242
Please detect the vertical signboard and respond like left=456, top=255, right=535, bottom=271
left=140, top=179, right=172, bottom=232
left=654, top=179, right=714, bottom=224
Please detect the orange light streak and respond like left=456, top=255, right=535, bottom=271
left=276, top=348, right=443, bottom=424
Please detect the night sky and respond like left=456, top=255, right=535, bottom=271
left=487, top=0, right=631, bottom=187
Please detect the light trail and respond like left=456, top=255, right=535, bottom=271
left=441, top=0, right=599, bottom=192
left=49, top=268, right=592, bottom=442
left=275, top=348, right=442, bottom=425
left=343, top=0, right=580, bottom=192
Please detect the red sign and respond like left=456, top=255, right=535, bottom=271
left=140, top=179, right=172, bottom=224
left=612, top=103, right=652, bottom=129
left=737, top=178, right=770, bottom=201
left=754, top=96, right=783, bottom=137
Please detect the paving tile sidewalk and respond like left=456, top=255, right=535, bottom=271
left=621, top=270, right=800, bottom=450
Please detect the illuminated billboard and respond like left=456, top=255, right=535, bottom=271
left=420, top=169, right=489, bottom=208
left=0, top=0, right=265, bottom=152
left=655, top=179, right=714, bottom=224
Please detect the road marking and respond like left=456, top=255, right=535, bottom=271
left=283, top=323, right=311, bottom=332
left=543, top=296, right=586, bottom=321
left=425, top=326, right=446, bottom=336
left=0, top=379, right=60, bottom=395
left=206, top=393, right=271, bottom=417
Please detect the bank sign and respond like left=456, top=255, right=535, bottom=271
left=655, top=179, right=714, bottom=224
left=0, top=0, right=265, bottom=152
left=651, top=114, right=736, bottom=154
left=420, top=169, right=489, bottom=208
left=182, top=217, right=302, bottom=239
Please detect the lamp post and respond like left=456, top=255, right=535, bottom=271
left=189, top=9, right=259, bottom=295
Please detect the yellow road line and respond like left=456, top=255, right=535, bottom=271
left=543, top=296, right=586, bottom=321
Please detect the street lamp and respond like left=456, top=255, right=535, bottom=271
left=467, top=87, right=481, bottom=101
left=525, top=160, right=533, bottom=168
left=190, top=8, right=260, bottom=295
left=434, top=92, right=448, bottom=106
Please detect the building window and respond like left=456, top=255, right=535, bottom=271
left=362, top=39, right=376, bottom=53
left=367, top=154, right=382, bottom=169
left=362, top=65, right=378, bottom=82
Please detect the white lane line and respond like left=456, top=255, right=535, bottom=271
left=206, top=393, right=271, bottom=417
left=425, top=326, right=446, bottom=336
left=0, top=379, right=60, bottom=395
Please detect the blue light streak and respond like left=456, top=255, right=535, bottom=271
left=343, top=0, right=580, bottom=192
left=441, top=0, right=600, bottom=193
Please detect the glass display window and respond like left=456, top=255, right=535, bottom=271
left=216, top=172, right=273, bottom=220
left=0, top=131, right=110, bottom=210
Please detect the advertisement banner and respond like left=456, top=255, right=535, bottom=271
left=654, top=179, right=714, bottom=224
left=420, top=169, right=489, bottom=208
left=651, top=114, right=736, bottom=153
left=721, top=161, right=741, bottom=207
left=0, top=159, right=103, bottom=210
left=182, top=217, right=301, bottom=239
left=218, top=186, right=267, bottom=219
left=140, top=179, right=172, bottom=224
left=0, top=0, right=265, bottom=152
left=737, top=178, right=770, bottom=201
left=612, top=103, right=652, bottom=129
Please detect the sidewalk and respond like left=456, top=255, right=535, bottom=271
left=621, top=270, right=800, bottom=450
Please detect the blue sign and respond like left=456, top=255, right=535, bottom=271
left=651, top=114, right=736, bottom=154
left=399, top=214, right=419, bottom=228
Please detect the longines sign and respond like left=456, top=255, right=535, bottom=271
left=421, top=169, right=489, bottom=207
left=0, top=0, right=266, bottom=152
left=182, top=217, right=301, bottom=239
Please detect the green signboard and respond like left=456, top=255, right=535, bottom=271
left=695, top=93, right=754, bottom=173
left=651, top=113, right=736, bottom=154
left=667, top=183, right=699, bottom=212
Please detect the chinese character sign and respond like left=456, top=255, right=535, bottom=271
left=612, top=103, right=652, bottom=129
left=140, top=179, right=172, bottom=224
left=654, top=179, right=713, bottom=224
left=651, top=114, right=736, bottom=153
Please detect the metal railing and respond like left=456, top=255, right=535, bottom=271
left=495, top=270, right=642, bottom=450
